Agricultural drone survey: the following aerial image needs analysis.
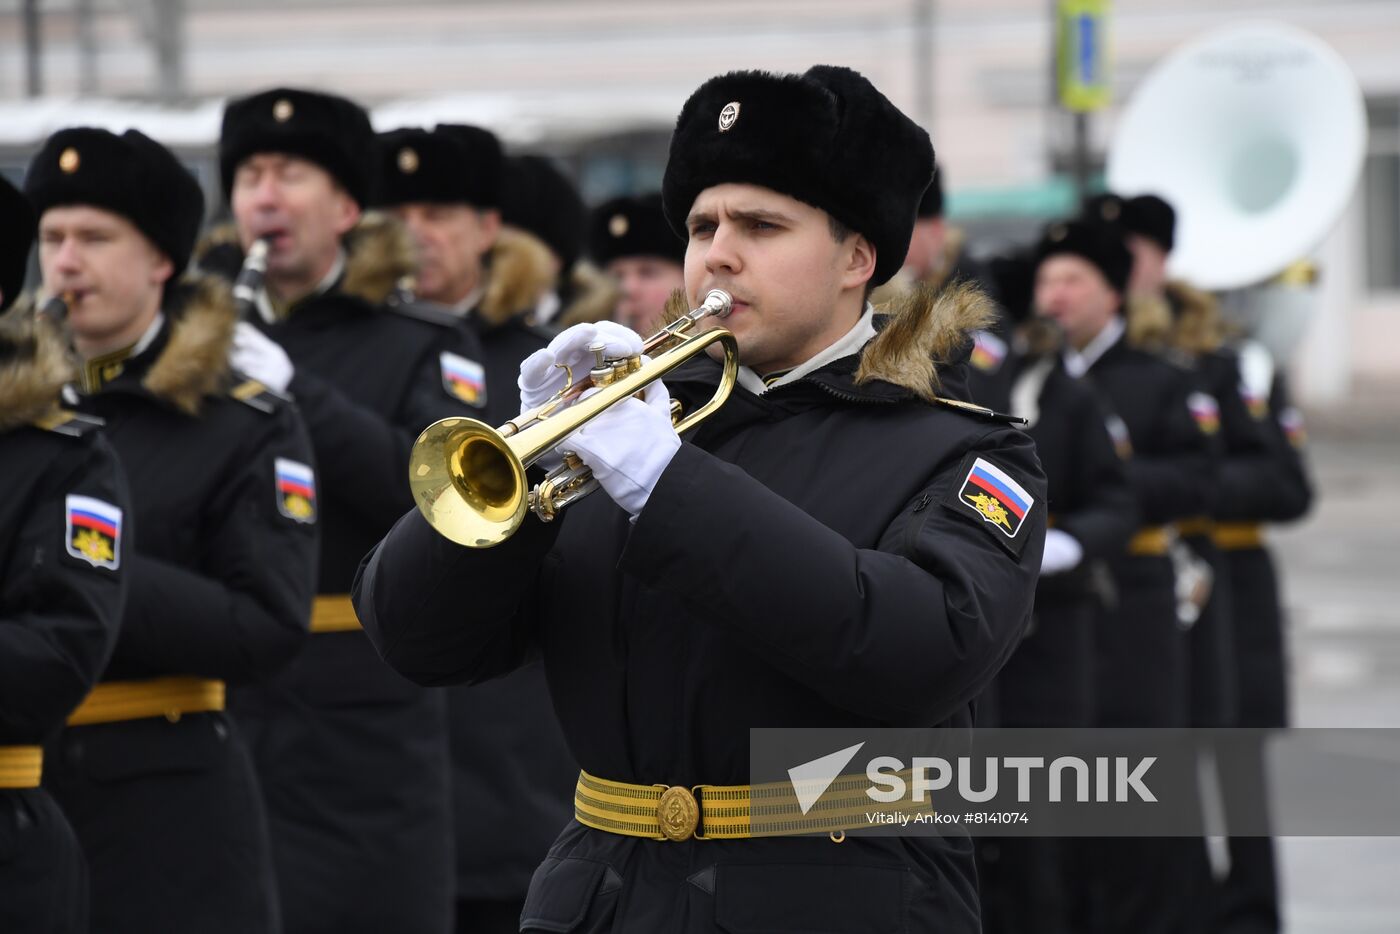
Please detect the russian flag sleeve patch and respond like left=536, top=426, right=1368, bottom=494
left=65, top=494, right=123, bottom=570
left=943, top=453, right=1037, bottom=557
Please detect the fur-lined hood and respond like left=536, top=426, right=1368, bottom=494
left=662, top=279, right=996, bottom=403
left=0, top=303, right=74, bottom=431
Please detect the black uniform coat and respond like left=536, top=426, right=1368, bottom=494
left=1216, top=360, right=1312, bottom=728
left=212, top=223, right=488, bottom=934
left=450, top=233, right=577, bottom=906
left=970, top=341, right=1137, bottom=727
left=1179, top=347, right=1276, bottom=728
left=1, top=318, right=128, bottom=934
left=1082, top=333, right=1214, bottom=727
left=41, top=278, right=318, bottom=934
left=354, top=288, right=1048, bottom=934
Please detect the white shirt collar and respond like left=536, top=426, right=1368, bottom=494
left=450, top=283, right=488, bottom=318
left=1063, top=315, right=1125, bottom=378
left=132, top=312, right=165, bottom=356
left=257, top=248, right=347, bottom=323
left=737, top=303, right=878, bottom=395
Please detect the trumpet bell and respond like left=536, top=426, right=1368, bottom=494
left=408, top=417, right=528, bottom=547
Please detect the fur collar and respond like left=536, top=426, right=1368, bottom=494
left=855, top=279, right=995, bottom=401
left=131, top=275, right=238, bottom=415
left=0, top=303, right=74, bottom=431
left=1126, top=279, right=1222, bottom=355
left=661, top=279, right=994, bottom=403
left=556, top=260, right=620, bottom=330
left=476, top=226, right=558, bottom=327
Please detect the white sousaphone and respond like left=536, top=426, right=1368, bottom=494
left=1106, top=22, right=1368, bottom=359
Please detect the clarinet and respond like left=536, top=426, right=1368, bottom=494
left=37, top=292, right=71, bottom=323
left=232, top=237, right=271, bottom=320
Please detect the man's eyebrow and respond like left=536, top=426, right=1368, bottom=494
left=686, top=207, right=794, bottom=226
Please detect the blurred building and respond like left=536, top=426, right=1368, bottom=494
left=1, top=0, right=1398, bottom=401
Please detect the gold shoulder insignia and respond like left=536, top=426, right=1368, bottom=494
left=932, top=397, right=1025, bottom=426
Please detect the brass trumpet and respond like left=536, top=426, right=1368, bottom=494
left=408, top=289, right=737, bottom=547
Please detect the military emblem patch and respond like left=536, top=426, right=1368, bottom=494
left=275, top=458, right=317, bottom=524
left=969, top=330, right=1007, bottom=373
left=1104, top=413, right=1133, bottom=460
left=1239, top=381, right=1269, bottom=421
left=1187, top=392, right=1220, bottom=435
left=719, top=101, right=741, bottom=132
left=65, top=495, right=122, bottom=570
left=440, top=351, right=488, bottom=408
left=944, top=454, right=1036, bottom=556
left=1279, top=406, right=1307, bottom=449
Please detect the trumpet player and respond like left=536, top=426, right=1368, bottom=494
left=26, top=126, right=318, bottom=933
left=355, top=66, right=1046, bottom=932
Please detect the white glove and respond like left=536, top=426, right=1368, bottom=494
left=561, top=378, right=678, bottom=519
left=1040, top=528, right=1084, bottom=575
left=231, top=321, right=294, bottom=393
left=518, top=320, right=646, bottom=414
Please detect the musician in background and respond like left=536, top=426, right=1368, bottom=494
left=968, top=246, right=1137, bottom=934
left=0, top=175, right=129, bottom=934
left=27, top=126, right=317, bottom=934
left=500, top=154, right=617, bottom=331
left=354, top=65, right=1045, bottom=932
left=1091, top=192, right=1312, bottom=934
left=1032, top=217, right=1215, bottom=934
left=588, top=192, right=686, bottom=336
left=375, top=124, right=554, bottom=426
left=373, top=123, right=575, bottom=934
left=215, top=87, right=486, bottom=934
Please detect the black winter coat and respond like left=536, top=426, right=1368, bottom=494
left=354, top=294, right=1048, bottom=934
left=41, top=279, right=318, bottom=934
left=224, top=256, right=486, bottom=934
left=1082, top=334, right=1214, bottom=727
left=971, top=352, right=1137, bottom=726
left=1, top=371, right=129, bottom=934
left=450, top=301, right=576, bottom=904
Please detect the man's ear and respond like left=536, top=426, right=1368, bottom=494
left=479, top=208, right=503, bottom=248
left=842, top=233, right=877, bottom=292
left=332, top=188, right=362, bottom=237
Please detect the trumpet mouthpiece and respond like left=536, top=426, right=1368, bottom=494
left=702, top=289, right=733, bottom=318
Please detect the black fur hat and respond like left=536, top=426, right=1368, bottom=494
left=25, top=127, right=204, bottom=275
left=376, top=124, right=502, bottom=210
left=220, top=87, right=375, bottom=207
left=501, top=155, right=586, bottom=272
left=661, top=65, right=935, bottom=286
left=1, top=174, right=34, bottom=311
left=916, top=168, right=944, bottom=219
left=1085, top=192, right=1176, bottom=253
left=589, top=193, right=685, bottom=267
left=1032, top=219, right=1132, bottom=296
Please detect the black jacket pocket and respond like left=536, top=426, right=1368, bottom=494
left=715, top=862, right=911, bottom=934
left=520, top=855, right=623, bottom=933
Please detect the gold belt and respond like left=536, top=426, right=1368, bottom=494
left=574, top=769, right=925, bottom=842
left=67, top=677, right=226, bottom=727
left=0, top=746, right=43, bottom=789
left=310, top=595, right=362, bottom=633
left=1127, top=526, right=1171, bottom=556
left=1213, top=522, right=1264, bottom=551
left=1175, top=516, right=1213, bottom=538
